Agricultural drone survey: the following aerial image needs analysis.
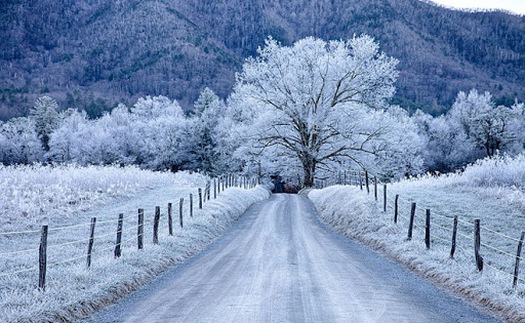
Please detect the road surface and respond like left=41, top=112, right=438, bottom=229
left=87, top=194, right=500, bottom=322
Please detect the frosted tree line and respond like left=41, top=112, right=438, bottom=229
left=0, top=36, right=524, bottom=186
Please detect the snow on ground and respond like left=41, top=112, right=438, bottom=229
left=309, top=156, right=525, bottom=322
left=0, top=165, right=269, bottom=323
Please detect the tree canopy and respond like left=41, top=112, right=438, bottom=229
left=230, top=35, right=412, bottom=186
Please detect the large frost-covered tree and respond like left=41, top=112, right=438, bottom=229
left=232, top=36, right=400, bottom=187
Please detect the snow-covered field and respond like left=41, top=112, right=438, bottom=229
left=309, top=155, right=525, bottom=322
left=0, top=165, right=269, bottom=323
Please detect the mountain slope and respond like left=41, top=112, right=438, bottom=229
left=0, top=0, right=524, bottom=119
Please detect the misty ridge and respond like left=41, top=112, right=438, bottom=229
left=0, top=0, right=524, bottom=120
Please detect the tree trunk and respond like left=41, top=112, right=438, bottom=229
left=302, top=157, right=316, bottom=188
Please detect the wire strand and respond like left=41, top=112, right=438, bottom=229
left=0, top=266, right=38, bottom=277
left=0, top=247, right=41, bottom=257
left=0, top=229, right=41, bottom=236
left=480, top=242, right=517, bottom=259
left=481, top=226, right=522, bottom=243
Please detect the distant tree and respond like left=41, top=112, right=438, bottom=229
left=130, top=96, right=187, bottom=171
left=29, top=96, right=60, bottom=152
left=182, top=88, right=224, bottom=175
left=412, top=110, right=472, bottom=172
left=97, top=104, right=137, bottom=165
left=449, top=90, right=521, bottom=158
left=0, top=117, right=44, bottom=164
left=374, top=106, right=424, bottom=178
left=231, top=36, right=401, bottom=187
left=47, top=110, right=91, bottom=164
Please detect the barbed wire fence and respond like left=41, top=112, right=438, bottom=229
left=319, top=170, right=525, bottom=289
left=0, top=174, right=258, bottom=292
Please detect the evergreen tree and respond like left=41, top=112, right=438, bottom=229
left=30, top=96, right=60, bottom=152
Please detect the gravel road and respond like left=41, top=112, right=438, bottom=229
left=87, top=194, right=500, bottom=322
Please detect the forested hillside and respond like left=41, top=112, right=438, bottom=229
left=0, top=0, right=524, bottom=119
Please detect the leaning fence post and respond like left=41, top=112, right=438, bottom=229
left=138, top=209, right=144, bottom=250
left=38, top=225, right=48, bottom=291
left=114, top=213, right=124, bottom=258
left=450, top=216, right=458, bottom=258
left=179, top=198, right=184, bottom=228
left=168, top=203, right=173, bottom=236
left=425, top=209, right=431, bottom=249
left=383, top=184, right=387, bottom=212
left=513, top=231, right=525, bottom=288
left=86, top=217, right=96, bottom=268
left=394, top=195, right=399, bottom=223
left=474, top=219, right=483, bottom=272
left=153, top=206, right=160, bottom=244
left=408, top=202, right=416, bottom=241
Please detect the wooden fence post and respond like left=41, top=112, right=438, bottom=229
left=168, top=203, right=173, bottom=236
left=425, top=209, right=431, bottom=249
left=365, top=171, right=369, bottom=194
left=114, top=213, right=124, bottom=258
left=198, top=188, right=202, bottom=209
left=179, top=198, right=184, bottom=228
left=190, top=193, right=193, bottom=217
left=383, top=184, right=387, bottom=212
left=38, top=225, right=48, bottom=291
left=408, top=202, right=416, bottom=241
left=359, top=173, right=363, bottom=190
left=394, top=195, right=399, bottom=224
left=474, top=219, right=483, bottom=272
left=138, top=209, right=144, bottom=250
left=513, top=231, right=525, bottom=288
left=86, top=217, right=96, bottom=268
left=153, top=206, right=160, bottom=244
left=214, top=178, right=217, bottom=199
left=450, top=216, right=458, bottom=258
left=374, top=177, right=378, bottom=201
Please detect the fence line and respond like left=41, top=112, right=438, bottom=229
left=0, top=175, right=258, bottom=290
left=326, top=169, right=525, bottom=288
